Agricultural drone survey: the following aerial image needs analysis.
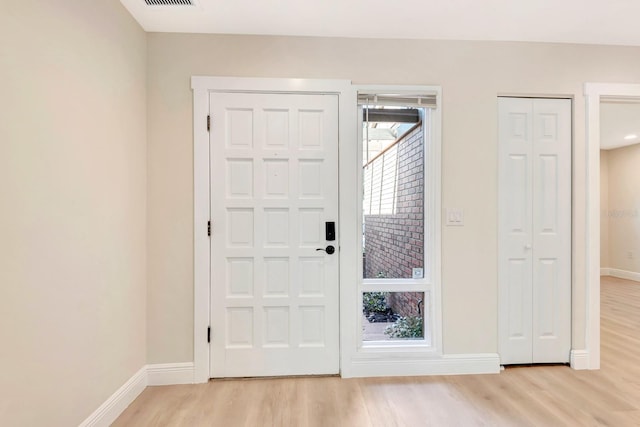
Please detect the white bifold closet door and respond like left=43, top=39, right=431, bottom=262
left=498, top=97, right=571, bottom=365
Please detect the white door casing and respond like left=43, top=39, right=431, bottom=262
left=584, top=83, right=640, bottom=371
left=498, top=97, right=571, bottom=365
left=209, top=92, right=340, bottom=377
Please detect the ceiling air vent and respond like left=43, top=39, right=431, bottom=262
left=144, top=0, right=194, bottom=5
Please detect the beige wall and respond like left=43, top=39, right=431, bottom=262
left=7, top=8, right=640, bottom=422
left=605, top=144, right=640, bottom=273
left=0, top=1, right=147, bottom=426
left=146, top=34, right=640, bottom=363
left=601, top=150, right=610, bottom=267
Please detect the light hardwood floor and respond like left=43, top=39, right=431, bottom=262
left=115, top=276, right=640, bottom=426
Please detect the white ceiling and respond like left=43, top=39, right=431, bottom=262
left=600, top=101, right=640, bottom=150
left=121, top=0, right=640, bottom=46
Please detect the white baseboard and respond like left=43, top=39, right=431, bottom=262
left=607, top=268, right=640, bottom=282
left=147, top=362, right=195, bottom=386
left=442, top=354, right=501, bottom=374
left=79, top=366, right=147, bottom=427
left=570, top=349, right=589, bottom=370
left=343, top=353, right=500, bottom=378
left=600, top=267, right=611, bottom=276
left=80, top=363, right=195, bottom=426
left=80, top=355, right=503, bottom=424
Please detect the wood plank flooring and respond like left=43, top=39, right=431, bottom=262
left=114, top=276, right=640, bottom=426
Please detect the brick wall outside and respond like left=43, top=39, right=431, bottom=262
left=387, top=292, right=424, bottom=318
left=364, top=123, right=424, bottom=318
left=364, top=124, right=424, bottom=277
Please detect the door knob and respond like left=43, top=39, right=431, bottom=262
left=524, top=244, right=532, bottom=250
left=316, top=245, right=335, bottom=255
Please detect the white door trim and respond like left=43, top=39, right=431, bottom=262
left=584, top=82, right=640, bottom=371
left=191, top=77, right=356, bottom=383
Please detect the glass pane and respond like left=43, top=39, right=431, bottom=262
left=362, top=112, right=424, bottom=279
left=362, top=292, right=428, bottom=342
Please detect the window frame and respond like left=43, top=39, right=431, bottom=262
left=355, top=86, right=442, bottom=356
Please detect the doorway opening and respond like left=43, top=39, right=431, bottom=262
left=585, top=83, right=640, bottom=371
left=598, top=99, right=640, bottom=370
left=599, top=99, right=640, bottom=279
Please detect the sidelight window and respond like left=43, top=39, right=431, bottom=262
left=358, top=90, right=440, bottom=350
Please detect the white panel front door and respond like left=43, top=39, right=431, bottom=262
left=498, top=97, right=571, bottom=365
left=209, top=92, right=339, bottom=377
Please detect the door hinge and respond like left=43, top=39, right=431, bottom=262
left=207, top=115, right=211, bottom=132
left=207, top=326, right=211, bottom=343
left=207, top=220, right=211, bottom=237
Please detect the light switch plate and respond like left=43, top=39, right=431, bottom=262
left=446, top=208, right=464, bottom=226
